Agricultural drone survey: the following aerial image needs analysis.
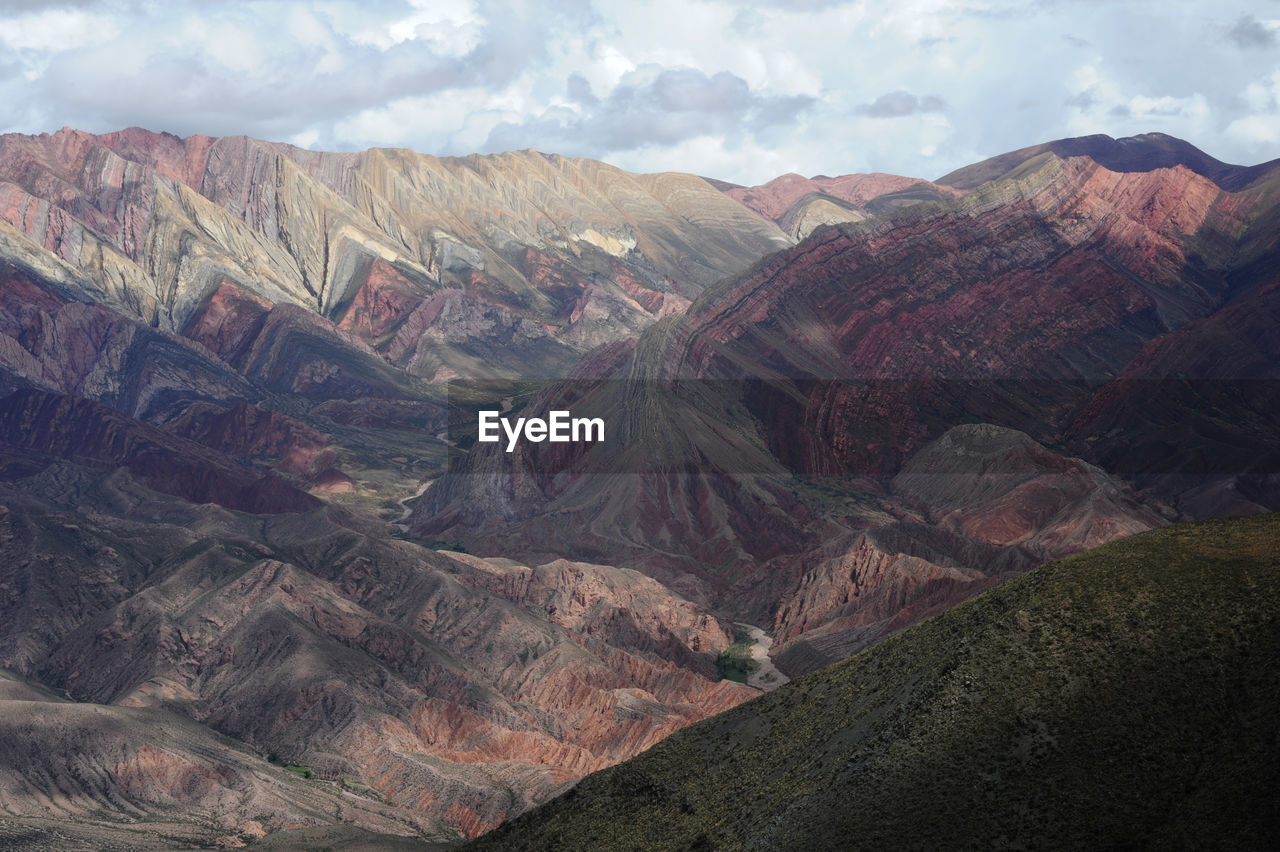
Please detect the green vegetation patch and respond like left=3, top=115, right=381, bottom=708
left=715, top=625, right=761, bottom=684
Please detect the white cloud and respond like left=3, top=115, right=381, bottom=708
left=0, top=0, right=1276, bottom=184
left=349, top=0, right=486, bottom=57
left=1240, top=71, right=1280, bottom=113
left=1128, top=94, right=1209, bottom=121
left=1226, top=114, right=1280, bottom=146
left=609, top=134, right=806, bottom=182
left=184, top=19, right=264, bottom=74
left=0, top=8, right=115, bottom=53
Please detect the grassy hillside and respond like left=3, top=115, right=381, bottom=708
left=472, top=514, right=1280, bottom=850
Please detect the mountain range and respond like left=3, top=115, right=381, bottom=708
left=0, top=127, right=1275, bottom=847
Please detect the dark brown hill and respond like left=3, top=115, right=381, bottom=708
left=937, top=131, right=1280, bottom=191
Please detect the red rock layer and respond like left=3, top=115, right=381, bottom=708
left=726, top=171, right=960, bottom=221
left=162, top=401, right=336, bottom=477
left=0, top=262, right=345, bottom=508
left=0, top=388, right=320, bottom=513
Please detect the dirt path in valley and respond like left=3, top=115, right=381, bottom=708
left=735, top=623, right=790, bottom=691
left=393, top=480, right=433, bottom=532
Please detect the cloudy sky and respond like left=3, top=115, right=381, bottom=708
left=1, top=0, right=1277, bottom=185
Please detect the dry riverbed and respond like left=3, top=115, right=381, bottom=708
left=735, top=623, right=790, bottom=691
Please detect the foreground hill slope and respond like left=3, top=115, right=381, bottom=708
left=473, top=513, right=1280, bottom=850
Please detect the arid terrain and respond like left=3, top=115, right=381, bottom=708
left=0, top=127, right=1276, bottom=846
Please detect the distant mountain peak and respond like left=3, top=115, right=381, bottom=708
left=937, top=131, right=1280, bottom=191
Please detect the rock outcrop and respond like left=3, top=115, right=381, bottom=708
left=769, top=425, right=1166, bottom=673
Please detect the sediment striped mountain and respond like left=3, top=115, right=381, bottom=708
left=0, top=127, right=790, bottom=380
left=421, top=134, right=1280, bottom=669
